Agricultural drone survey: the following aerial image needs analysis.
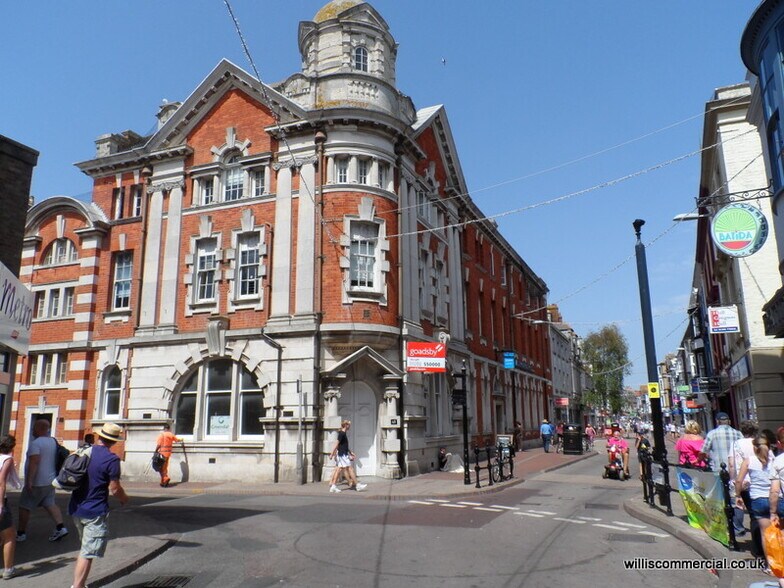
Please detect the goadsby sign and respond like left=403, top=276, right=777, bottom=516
left=710, top=203, right=768, bottom=257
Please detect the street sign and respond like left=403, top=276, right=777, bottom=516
left=708, top=305, right=740, bottom=334
left=406, top=342, right=446, bottom=372
left=503, top=351, right=516, bottom=370
left=647, top=382, right=660, bottom=399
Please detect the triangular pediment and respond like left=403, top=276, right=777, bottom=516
left=412, top=105, right=469, bottom=202
left=336, top=4, right=390, bottom=31
left=324, top=345, right=403, bottom=379
left=146, top=59, right=309, bottom=152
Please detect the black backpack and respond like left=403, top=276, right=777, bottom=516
left=54, top=439, right=70, bottom=472
left=52, top=445, right=92, bottom=492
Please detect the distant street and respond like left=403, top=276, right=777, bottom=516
left=105, top=452, right=717, bottom=588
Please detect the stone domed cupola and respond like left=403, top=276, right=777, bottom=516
left=282, top=1, right=404, bottom=115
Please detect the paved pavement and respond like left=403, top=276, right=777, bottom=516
left=4, top=446, right=592, bottom=587
left=13, top=439, right=776, bottom=588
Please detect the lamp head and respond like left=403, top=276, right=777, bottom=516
left=632, top=219, right=645, bottom=237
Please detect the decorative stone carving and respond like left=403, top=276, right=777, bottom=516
left=147, top=179, right=184, bottom=194
left=272, top=156, right=318, bottom=170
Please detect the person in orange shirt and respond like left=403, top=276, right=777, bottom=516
left=154, top=425, right=182, bottom=487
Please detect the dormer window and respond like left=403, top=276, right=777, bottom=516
left=353, top=46, right=368, bottom=72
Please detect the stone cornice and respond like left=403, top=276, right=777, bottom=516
left=147, top=179, right=185, bottom=194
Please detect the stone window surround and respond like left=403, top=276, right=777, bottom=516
left=325, top=152, right=393, bottom=192
left=184, top=218, right=224, bottom=317
left=225, top=213, right=268, bottom=314
left=339, top=197, right=390, bottom=305
left=32, top=282, right=77, bottom=321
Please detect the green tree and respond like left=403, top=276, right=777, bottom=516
left=581, top=324, right=631, bottom=415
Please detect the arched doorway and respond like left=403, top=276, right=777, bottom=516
left=338, top=381, right=377, bottom=476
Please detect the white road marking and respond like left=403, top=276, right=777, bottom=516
left=577, top=516, right=602, bottom=521
left=515, top=512, right=545, bottom=518
left=526, top=510, right=557, bottom=515
left=491, top=505, right=519, bottom=510
left=429, top=499, right=451, bottom=503
left=408, top=500, right=434, bottom=505
left=457, top=501, right=483, bottom=506
left=440, top=503, right=467, bottom=508
left=474, top=507, right=504, bottom=512
left=593, top=523, right=630, bottom=531
left=638, top=531, right=670, bottom=538
left=553, top=517, right=586, bottom=524
left=612, top=521, right=646, bottom=529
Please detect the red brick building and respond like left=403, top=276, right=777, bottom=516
left=14, top=0, right=551, bottom=482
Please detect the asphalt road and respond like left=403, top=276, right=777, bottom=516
left=105, top=452, right=719, bottom=588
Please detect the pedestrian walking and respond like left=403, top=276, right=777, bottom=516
left=328, top=420, right=367, bottom=493
left=0, top=436, right=21, bottom=579
left=513, top=421, right=523, bottom=452
left=69, top=422, right=129, bottom=588
left=540, top=419, right=553, bottom=453
left=675, top=420, right=706, bottom=468
left=16, top=419, right=68, bottom=543
left=154, top=424, right=182, bottom=488
left=700, top=412, right=744, bottom=536
left=738, top=434, right=777, bottom=573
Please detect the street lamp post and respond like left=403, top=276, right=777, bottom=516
left=451, top=360, right=471, bottom=486
left=633, top=219, right=672, bottom=515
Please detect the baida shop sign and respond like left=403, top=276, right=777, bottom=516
left=710, top=203, right=768, bottom=257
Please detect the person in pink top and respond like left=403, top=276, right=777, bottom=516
left=607, top=430, right=630, bottom=477
left=675, top=420, right=707, bottom=468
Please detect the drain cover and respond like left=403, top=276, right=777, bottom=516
left=608, top=533, right=655, bottom=543
left=144, top=577, right=193, bottom=588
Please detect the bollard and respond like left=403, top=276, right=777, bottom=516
left=486, top=446, right=494, bottom=486
left=660, top=449, right=673, bottom=516
left=509, top=445, right=515, bottom=479
left=720, top=463, right=739, bottom=551
left=640, top=448, right=649, bottom=503
left=644, top=451, right=656, bottom=507
left=474, top=446, right=481, bottom=489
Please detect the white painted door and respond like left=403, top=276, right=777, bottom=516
left=338, top=382, right=377, bottom=476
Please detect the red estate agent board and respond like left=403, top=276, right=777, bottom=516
left=406, top=342, right=446, bottom=373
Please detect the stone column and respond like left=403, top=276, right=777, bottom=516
left=348, top=155, right=358, bottom=183
left=322, top=376, right=345, bottom=480
left=371, top=158, right=379, bottom=188
left=326, top=156, right=334, bottom=184
left=295, top=159, right=317, bottom=315
left=270, top=164, right=293, bottom=317
left=158, top=179, right=184, bottom=331
left=139, top=184, right=164, bottom=329
left=381, top=376, right=402, bottom=479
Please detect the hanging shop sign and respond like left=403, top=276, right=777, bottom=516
left=710, top=203, right=768, bottom=257
left=0, top=260, right=33, bottom=355
left=708, top=305, right=740, bottom=334
left=406, top=342, right=446, bottom=373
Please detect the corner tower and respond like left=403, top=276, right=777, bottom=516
left=278, top=1, right=413, bottom=121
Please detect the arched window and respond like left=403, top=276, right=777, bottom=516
left=224, top=154, right=244, bottom=201
left=353, top=46, right=368, bottom=72
left=174, top=359, right=264, bottom=440
left=42, top=238, right=78, bottom=266
left=103, top=366, right=122, bottom=417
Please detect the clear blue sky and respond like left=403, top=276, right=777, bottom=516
left=1, top=1, right=761, bottom=388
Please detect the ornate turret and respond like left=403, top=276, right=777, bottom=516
left=276, top=0, right=414, bottom=121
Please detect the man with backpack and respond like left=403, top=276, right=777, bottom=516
left=17, top=419, right=68, bottom=543
left=69, top=422, right=128, bottom=588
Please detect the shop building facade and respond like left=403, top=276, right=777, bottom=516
left=13, top=1, right=551, bottom=482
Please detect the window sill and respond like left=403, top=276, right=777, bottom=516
left=347, top=289, right=383, bottom=302
left=103, top=309, right=132, bottom=323
left=35, top=261, right=80, bottom=270
left=32, top=316, right=75, bottom=323
left=19, top=384, right=68, bottom=391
